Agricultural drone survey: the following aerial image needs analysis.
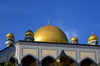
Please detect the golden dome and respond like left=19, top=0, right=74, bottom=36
left=70, top=37, right=78, bottom=42
left=25, top=30, right=33, bottom=36
left=56, top=50, right=71, bottom=66
left=6, top=33, right=14, bottom=38
left=34, top=25, right=68, bottom=43
left=88, top=34, right=98, bottom=42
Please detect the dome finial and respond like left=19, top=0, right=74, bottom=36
left=25, top=30, right=33, bottom=36
left=56, top=50, right=71, bottom=66
left=88, top=32, right=98, bottom=45
left=24, top=29, right=34, bottom=41
left=70, top=37, right=78, bottom=44
left=92, top=32, right=94, bottom=34
left=48, top=17, right=50, bottom=25
left=5, top=33, right=15, bottom=47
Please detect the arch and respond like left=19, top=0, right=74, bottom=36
left=98, top=62, right=100, bottom=66
left=41, top=55, right=55, bottom=61
left=69, top=57, right=78, bottom=66
left=9, top=56, right=18, bottom=66
left=79, top=57, right=96, bottom=66
left=41, top=55, right=56, bottom=66
left=21, top=54, right=37, bottom=66
left=21, top=54, right=38, bottom=62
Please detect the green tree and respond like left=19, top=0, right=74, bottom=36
left=0, top=61, right=14, bottom=66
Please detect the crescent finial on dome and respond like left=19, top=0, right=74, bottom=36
left=92, top=32, right=94, bottom=34
left=48, top=17, right=50, bottom=25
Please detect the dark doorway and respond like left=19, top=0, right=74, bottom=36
left=22, top=55, right=36, bottom=66
left=42, top=56, right=56, bottom=66
left=69, top=58, right=76, bottom=66
left=80, top=58, right=94, bottom=66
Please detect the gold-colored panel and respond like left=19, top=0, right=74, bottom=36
left=42, top=49, right=56, bottom=58
left=64, top=51, right=76, bottom=59
left=80, top=51, right=94, bottom=60
left=23, top=48, right=37, bottom=57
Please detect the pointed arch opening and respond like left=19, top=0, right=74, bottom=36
left=80, top=58, right=95, bottom=66
left=9, top=57, right=18, bottom=66
left=42, top=56, right=56, bottom=66
left=21, top=55, right=37, bottom=66
left=69, top=57, right=77, bottom=66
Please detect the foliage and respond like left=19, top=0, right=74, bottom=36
left=0, top=61, right=14, bottom=66
left=98, top=64, right=100, bottom=66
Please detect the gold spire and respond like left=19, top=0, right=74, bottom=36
left=6, top=33, right=14, bottom=38
left=48, top=17, right=50, bottom=25
left=56, top=50, right=71, bottom=66
left=88, top=33, right=98, bottom=42
left=92, top=32, right=94, bottom=34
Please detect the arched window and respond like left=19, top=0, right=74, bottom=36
left=80, top=58, right=94, bottom=66
left=21, top=55, right=37, bottom=66
left=42, top=56, right=56, bottom=66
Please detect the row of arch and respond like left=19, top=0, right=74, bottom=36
left=2, top=55, right=98, bottom=66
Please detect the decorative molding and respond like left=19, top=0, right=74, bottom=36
left=17, top=42, right=100, bottom=50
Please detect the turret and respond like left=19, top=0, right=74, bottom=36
left=5, top=33, right=15, bottom=47
left=24, top=30, right=34, bottom=41
left=70, top=37, right=78, bottom=44
left=56, top=50, right=71, bottom=66
left=88, top=33, right=98, bottom=45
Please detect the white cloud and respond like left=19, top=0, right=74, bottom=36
left=58, top=22, right=78, bottom=42
left=57, top=15, right=78, bottom=42
left=65, top=29, right=78, bottom=41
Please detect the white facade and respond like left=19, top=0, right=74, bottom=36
left=0, top=41, right=100, bottom=66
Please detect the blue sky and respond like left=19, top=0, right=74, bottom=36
left=0, top=0, right=100, bottom=50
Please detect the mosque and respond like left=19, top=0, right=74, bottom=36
left=0, top=23, right=100, bottom=66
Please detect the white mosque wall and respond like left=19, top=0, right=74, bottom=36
left=0, top=41, right=100, bottom=65
left=22, top=48, right=37, bottom=57
left=0, top=55, right=6, bottom=62
left=64, top=50, right=76, bottom=60
left=80, top=51, right=94, bottom=60
left=41, top=49, right=56, bottom=58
